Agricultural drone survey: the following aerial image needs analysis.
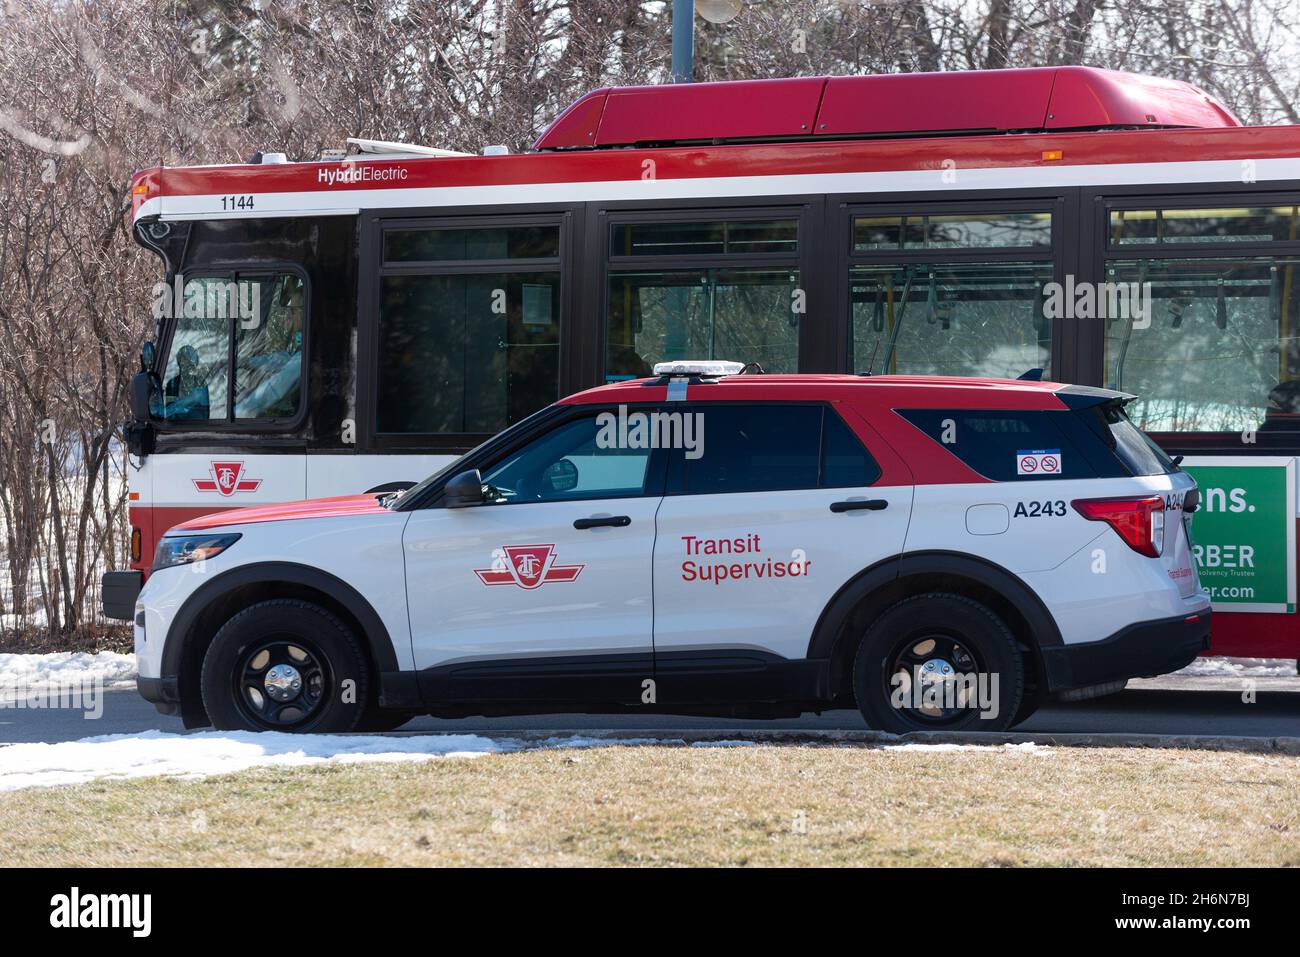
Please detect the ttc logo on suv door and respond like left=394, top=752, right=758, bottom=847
left=474, top=544, right=585, bottom=589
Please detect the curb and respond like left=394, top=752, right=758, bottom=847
left=387, top=727, right=1300, bottom=755
left=1130, top=675, right=1300, bottom=692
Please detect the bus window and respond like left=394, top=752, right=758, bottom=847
left=376, top=222, right=563, bottom=435
left=1104, top=256, right=1300, bottom=434
left=154, top=273, right=305, bottom=424
left=605, top=217, right=800, bottom=379
left=378, top=272, right=560, bottom=433
left=607, top=268, right=799, bottom=379
left=845, top=208, right=1055, bottom=377
left=850, top=261, right=1053, bottom=377
left=1110, top=205, right=1300, bottom=246
left=385, top=224, right=560, bottom=262
left=234, top=275, right=305, bottom=420
left=853, top=212, right=1050, bottom=251
left=156, top=297, right=228, bottom=422
left=610, top=219, right=797, bottom=256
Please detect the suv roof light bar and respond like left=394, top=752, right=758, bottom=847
left=651, top=360, right=746, bottom=378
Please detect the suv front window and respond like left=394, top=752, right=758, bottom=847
left=481, top=412, right=657, bottom=504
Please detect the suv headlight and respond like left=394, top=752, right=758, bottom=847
left=152, top=533, right=241, bottom=571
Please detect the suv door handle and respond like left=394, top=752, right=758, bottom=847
left=573, top=515, right=632, bottom=529
left=830, top=499, right=888, bottom=513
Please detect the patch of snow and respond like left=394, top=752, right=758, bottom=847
left=1001, top=741, right=1049, bottom=753
left=0, top=730, right=762, bottom=792
left=1, top=609, right=50, bottom=630
left=0, top=652, right=137, bottom=690
left=531, top=735, right=681, bottom=750
left=690, top=739, right=760, bottom=747
left=0, top=730, right=504, bottom=792
left=1175, top=656, right=1296, bottom=678
left=884, top=741, right=1050, bottom=753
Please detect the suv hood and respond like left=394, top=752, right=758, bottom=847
left=173, top=494, right=387, bottom=531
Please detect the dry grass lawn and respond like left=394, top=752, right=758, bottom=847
left=2, top=743, right=1297, bottom=866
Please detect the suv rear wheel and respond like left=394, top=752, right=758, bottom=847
left=357, top=706, right=417, bottom=732
left=200, top=599, right=370, bottom=733
left=852, top=593, right=1024, bottom=733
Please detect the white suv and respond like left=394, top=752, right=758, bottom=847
left=132, top=366, right=1210, bottom=733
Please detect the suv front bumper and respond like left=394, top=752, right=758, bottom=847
left=102, top=570, right=143, bottom=621
left=1041, top=609, right=1211, bottom=693
left=137, top=675, right=182, bottom=716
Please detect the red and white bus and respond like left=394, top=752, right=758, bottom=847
left=110, top=65, right=1300, bottom=659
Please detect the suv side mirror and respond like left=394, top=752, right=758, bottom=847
left=444, top=469, right=485, bottom=508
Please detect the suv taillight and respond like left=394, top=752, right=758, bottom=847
left=1072, top=495, right=1165, bottom=558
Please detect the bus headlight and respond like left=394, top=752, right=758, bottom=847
left=152, top=533, right=242, bottom=571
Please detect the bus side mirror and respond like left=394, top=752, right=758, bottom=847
left=444, top=469, right=485, bottom=508
left=125, top=370, right=157, bottom=458
left=129, top=371, right=157, bottom=422
left=140, top=339, right=156, bottom=371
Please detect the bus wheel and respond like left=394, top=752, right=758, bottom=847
left=852, top=593, right=1024, bottom=734
left=200, top=599, right=369, bottom=733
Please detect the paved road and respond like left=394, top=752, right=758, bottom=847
left=1, top=683, right=1296, bottom=743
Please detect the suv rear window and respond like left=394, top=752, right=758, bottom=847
left=899, top=404, right=1178, bottom=480
left=898, top=409, right=1093, bottom=481
left=1086, top=402, right=1178, bottom=477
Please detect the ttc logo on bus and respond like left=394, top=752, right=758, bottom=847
left=193, top=461, right=262, bottom=497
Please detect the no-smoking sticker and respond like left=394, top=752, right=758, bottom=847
left=1017, top=449, right=1062, bottom=476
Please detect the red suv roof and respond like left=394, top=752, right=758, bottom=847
left=561, top=373, right=1067, bottom=411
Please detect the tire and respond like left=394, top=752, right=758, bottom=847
left=1009, top=685, right=1043, bottom=728
left=200, top=599, right=370, bottom=733
left=852, top=593, right=1024, bottom=733
left=357, top=707, right=416, bottom=732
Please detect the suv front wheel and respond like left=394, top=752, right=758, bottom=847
left=852, top=593, right=1024, bottom=733
left=200, top=599, right=370, bottom=733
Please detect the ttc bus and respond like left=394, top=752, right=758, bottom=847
left=111, top=66, right=1300, bottom=659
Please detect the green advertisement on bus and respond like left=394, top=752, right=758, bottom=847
left=1181, top=457, right=1297, bottom=614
